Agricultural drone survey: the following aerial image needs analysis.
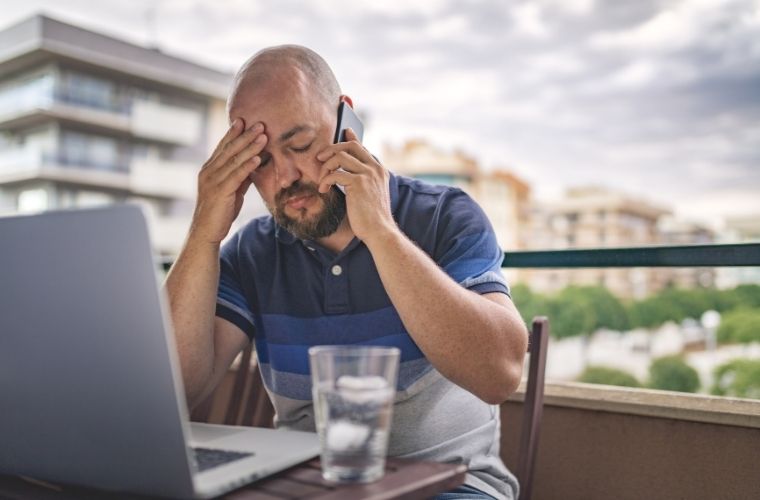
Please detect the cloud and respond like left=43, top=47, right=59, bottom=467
left=2, top=0, right=758, bottom=226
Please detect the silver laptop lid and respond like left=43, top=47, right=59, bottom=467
left=0, top=205, right=195, bottom=498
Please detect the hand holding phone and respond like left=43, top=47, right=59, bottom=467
left=332, top=102, right=364, bottom=193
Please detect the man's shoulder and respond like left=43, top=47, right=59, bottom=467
left=395, top=174, right=465, bottom=199
left=223, top=214, right=278, bottom=254
left=393, top=174, right=480, bottom=219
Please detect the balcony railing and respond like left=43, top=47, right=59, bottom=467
left=502, top=243, right=760, bottom=268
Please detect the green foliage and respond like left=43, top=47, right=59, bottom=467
left=512, top=282, right=760, bottom=340
left=627, top=297, right=676, bottom=329
left=547, top=289, right=596, bottom=338
left=728, top=284, right=760, bottom=310
left=578, top=366, right=641, bottom=388
left=510, top=283, right=548, bottom=328
left=716, top=309, right=760, bottom=344
left=648, top=356, right=700, bottom=393
left=711, top=359, right=760, bottom=399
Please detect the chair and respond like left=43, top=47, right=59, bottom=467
left=190, top=344, right=275, bottom=428
left=515, top=316, right=550, bottom=500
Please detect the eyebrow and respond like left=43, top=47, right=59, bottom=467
left=278, top=125, right=313, bottom=144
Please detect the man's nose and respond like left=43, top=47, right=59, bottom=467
left=275, top=158, right=302, bottom=190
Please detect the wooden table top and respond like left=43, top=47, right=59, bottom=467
left=0, top=458, right=468, bottom=500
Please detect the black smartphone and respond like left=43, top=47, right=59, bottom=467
left=332, top=102, right=364, bottom=193
left=333, top=101, right=364, bottom=143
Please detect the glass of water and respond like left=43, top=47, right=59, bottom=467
left=308, top=345, right=400, bottom=483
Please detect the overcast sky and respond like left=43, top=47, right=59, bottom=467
left=4, top=0, right=759, bottom=228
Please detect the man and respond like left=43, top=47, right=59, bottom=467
left=165, top=45, right=528, bottom=500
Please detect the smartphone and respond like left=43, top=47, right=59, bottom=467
left=332, top=101, right=364, bottom=193
left=333, top=101, right=364, bottom=143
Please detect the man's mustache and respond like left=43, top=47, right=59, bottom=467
left=275, top=181, right=321, bottom=206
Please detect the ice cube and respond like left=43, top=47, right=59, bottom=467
left=326, top=420, right=371, bottom=451
left=335, top=375, right=391, bottom=404
left=336, top=375, right=388, bottom=391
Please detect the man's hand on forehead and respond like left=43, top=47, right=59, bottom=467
left=189, top=118, right=269, bottom=245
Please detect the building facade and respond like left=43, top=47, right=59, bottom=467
left=526, top=186, right=671, bottom=299
left=383, top=139, right=531, bottom=253
left=0, top=14, right=241, bottom=254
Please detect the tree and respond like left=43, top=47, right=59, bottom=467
left=716, top=309, right=760, bottom=344
left=578, top=366, right=641, bottom=388
left=510, top=283, right=549, bottom=328
left=711, top=359, right=760, bottom=400
left=627, top=297, right=678, bottom=329
left=561, top=286, right=629, bottom=332
left=648, top=356, right=700, bottom=393
left=546, top=293, right=596, bottom=339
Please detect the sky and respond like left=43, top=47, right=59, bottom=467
left=3, top=0, right=759, bottom=228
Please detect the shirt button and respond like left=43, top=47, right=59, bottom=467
left=331, top=265, right=343, bottom=276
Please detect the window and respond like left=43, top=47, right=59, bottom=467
left=60, top=131, right=124, bottom=171
left=57, top=71, right=121, bottom=112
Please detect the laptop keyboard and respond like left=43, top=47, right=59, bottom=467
left=192, top=447, right=254, bottom=472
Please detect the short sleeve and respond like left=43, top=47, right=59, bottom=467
left=434, top=189, right=510, bottom=297
left=216, top=231, right=256, bottom=340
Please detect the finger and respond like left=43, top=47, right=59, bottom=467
left=316, top=138, right=373, bottom=164
left=319, top=151, right=366, bottom=181
left=220, top=158, right=260, bottom=192
left=210, top=118, right=245, bottom=160
left=213, top=122, right=264, bottom=166
left=344, top=127, right=361, bottom=143
left=215, top=133, right=267, bottom=182
left=318, top=168, right=353, bottom=194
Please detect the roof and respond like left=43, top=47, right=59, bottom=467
left=0, top=14, right=232, bottom=98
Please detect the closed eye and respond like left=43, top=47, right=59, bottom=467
left=291, top=142, right=313, bottom=153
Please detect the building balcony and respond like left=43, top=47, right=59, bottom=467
left=501, top=381, right=759, bottom=499
left=141, top=209, right=191, bottom=255
left=129, top=157, right=197, bottom=199
left=0, top=147, right=130, bottom=190
left=0, top=147, right=198, bottom=201
left=498, top=243, right=760, bottom=498
left=0, top=93, right=201, bottom=146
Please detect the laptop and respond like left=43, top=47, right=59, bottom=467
left=0, top=204, right=320, bottom=499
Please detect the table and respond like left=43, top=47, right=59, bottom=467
left=0, top=458, right=467, bottom=500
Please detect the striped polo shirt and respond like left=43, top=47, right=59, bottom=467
left=216, top=173, right=519, bottom=500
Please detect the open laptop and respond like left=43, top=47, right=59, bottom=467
left=0, top=204, right=319, bottom=499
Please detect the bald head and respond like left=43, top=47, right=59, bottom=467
left=227, top=45, right=341, bottom=116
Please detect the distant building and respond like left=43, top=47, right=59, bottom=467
left=0, top=14, right=243, bottom=254
left=717, top=214, right=760, bottom=288
left=526, top=186, right=670, bottom=299
left=383, top=139, right=531, bottom=252
left=658, top=216, right=716, bottom=289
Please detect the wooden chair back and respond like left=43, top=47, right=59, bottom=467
left=190, top=344, right=275, bottom=428
left=516, top=316, right=550, bottom=500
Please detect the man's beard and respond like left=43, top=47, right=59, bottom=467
left=269, top=180, right=346, bottom=240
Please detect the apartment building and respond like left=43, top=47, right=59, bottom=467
left=0, top=14, right=237, bottom=254
left=527, top=186, right=671, bottom=298
left=383, top=139, right=531, bottom=253
left=717, top=214, right=760, bottom=288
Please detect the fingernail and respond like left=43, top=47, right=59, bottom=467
left=255, top=134, right=266, bottom=142
left=317, top=151, right=328, bottom=160
left=231, top=118, right=239, bottom=127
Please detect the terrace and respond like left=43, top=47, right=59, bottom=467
left=185, top=242, right=760, bottom=499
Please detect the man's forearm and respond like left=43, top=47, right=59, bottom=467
left=164, top=235, right=220, bottom=404
left=365, top=227, right=528, bottom=404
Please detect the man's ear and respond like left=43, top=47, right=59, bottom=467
left=339, top=95, right=354, bottom=108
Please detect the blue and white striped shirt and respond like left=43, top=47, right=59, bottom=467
left=216, top=173, right=518, bottom=500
